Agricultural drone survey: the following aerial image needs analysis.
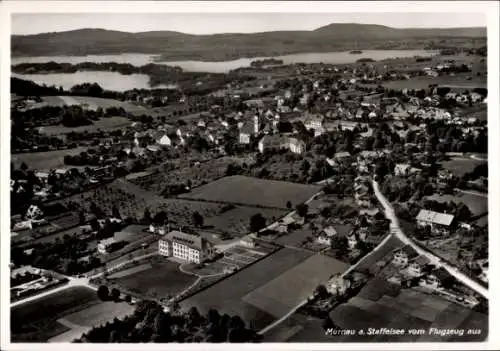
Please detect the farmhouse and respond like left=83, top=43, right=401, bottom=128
left=416, top=209, right=454, bottom=235
left=327, top=274, right=351, bottom=295
left=392, top=245, right=419, bottom=267
left=158, top=230, right=215, bottom=264
left=97, top=237, right=122, bottom=254
left=316, top=226, right=337, bottom=245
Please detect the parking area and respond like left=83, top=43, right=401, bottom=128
left=219, top=245, right=269, bottom=268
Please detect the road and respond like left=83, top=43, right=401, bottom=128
left=454, top=188, right=488, bottom=198
left=10, top=251, right=157, bottom=308
left=372, top=179, right=489, bottom=299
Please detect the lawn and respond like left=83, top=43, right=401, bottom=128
left=275, top=228, right=314, bottom=247
left=11, top=286, right=100, bottom=342
left=441, top=157, right=486, bottom=177
left=11, top=147, right=87, bottom=171
left=111, top=259, right=196, bottom=299
left=242, top=254, right=349, bottom=318
left=179, top=175, right=321, bottom=209
left=425, top=193, right=487, bottom=217
left=38, top=116, right=131, bottom=136
left=204, top=206, right=288, bottom=236
left=181, top=247, right=313, bottom=330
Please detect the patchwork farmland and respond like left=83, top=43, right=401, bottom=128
left=11, top=286, right=133, bottom=342
left=179, top=175, right=321, bottom=209
left=181, top=248, right=314, bottom=330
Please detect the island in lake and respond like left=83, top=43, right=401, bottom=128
left=350, top=50, right=363, bottom=54
left=250, top=58, right=284, bottom=68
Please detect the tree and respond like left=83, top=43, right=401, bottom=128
left=97, top=285, right=109, bottom=301
left=296, top=203, right=309, bottom=218
left=111, top=288, right=121, bottom=301
left=322, top=316, right=336, bottom=331
left=112, top=205, right=121, bottom=219
left=192, top=211, right=204, bottom=228
left=143, top=208, right=152, bottom=224
left=286, top=201, right=292, bottom=209
left=249, top=213, right=266, bottom=233
left=125, top=295, right=132, bottom=303
left=314, top=284, right=329, bottom=299
left=331, top=236, right=348, bottom=259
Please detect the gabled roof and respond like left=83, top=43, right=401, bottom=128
left=416, top=209, right=454, bottom=226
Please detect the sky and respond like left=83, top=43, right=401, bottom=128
left=12, top=12, right=487, bottom=35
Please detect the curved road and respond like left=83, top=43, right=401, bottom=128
left=372, top=179, right=488, bottom=299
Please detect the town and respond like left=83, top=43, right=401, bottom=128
left=9, top=17, right=489, bottom=344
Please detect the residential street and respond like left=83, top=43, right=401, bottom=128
left=372, top=179, right=489, bottom=299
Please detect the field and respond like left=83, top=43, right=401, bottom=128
left=381, top=74, right=486, bottom=91
left=58, top=179, right=223, bottom=225
left=110, top=259, right=197, bottom=299
left=275, top=228, right=314, bottom=247
left=131, top=156, right=256, bottom=194
left=352, top=235, right=404, bottom=273
left=11, top=146, right=87, bottom=170
left=204, top=206, right=288, bottom=236
left=41, top=95, right=148, bottom=114
left=425, top=193, right=487, bottom=217
left=460, top=105, right=488, bottom=121
left=179, top=175, right=321, bottom=209
left=219, top=244, right=274, bottom=268
left=441, top=157, right=486, bottom=177
left=181, top=247, right=313, bottom=330
left=323, top=286, right=488, bottom=342
left=38, top=116, right=131, bottom=136
left=242, top=254, right=349, bottom=318
left=11, top=286, right=99, bottom=342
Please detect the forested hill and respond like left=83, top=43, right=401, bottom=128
left=12, top=24, right=486, bottom=60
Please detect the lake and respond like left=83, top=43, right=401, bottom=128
left=12, top=50, right=438, bottom=90
left=11, top=71, right=174, bottom=92
left=12, top=50, right=438, bottom=73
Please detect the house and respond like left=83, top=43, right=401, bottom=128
left=25, top=205, right=43, bottom=220
left=419, top=267, right=453, bottom=290
left=334, top=151, right=351, bottom=161
left=304, top=114, right=324, bottom=131
left=98, top=238, right=119, bottom=254
left=394, top=163, right=411, bottom=176
left=157, top=134, right=172, bottom=147
left=158, top=230, right=215, bottom=264
left=288, top=137, right=306, bottom=154
left=258, top=135, right=288, bottom=153
left=392, top=245, right=419, bottom=267
left=240, top=236, right=256, bottom=248
left=407, top=255, right=430, bottom=277
left=239, top=115, right=260, bottom=144
left=316, top=226, right=337, bottom=245
left=327, top=274, right=351, bottom=295
left=347, top=232, right=358, bottom=249
left=416, top=209, right=454, bottom=235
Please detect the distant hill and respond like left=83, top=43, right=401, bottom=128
left=12, top=24, right=486, bottom=61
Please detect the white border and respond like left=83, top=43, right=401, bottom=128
left=1, top=1, right=499, bottom=350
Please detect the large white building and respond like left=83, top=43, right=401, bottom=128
left=158, top=230, right=215, bottom=264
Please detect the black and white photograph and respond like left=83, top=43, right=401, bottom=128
left=1, top=1, right=499, bottom=349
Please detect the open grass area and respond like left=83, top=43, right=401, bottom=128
left=425, top=193, right=487, bottom=217
left=181, top=247, right=313, bottom=330
left=41, top=95, right=148, bottom=114
left=242, top=254, right=349, bottom=318
left=204, top=206, right=288, bottom=236
left=110, top=259, right=196, bottom=299
left=382, top=74, right=486, bottom=91
left=441, top=157, right=486, bottom=177
left=179, top=175, right=321, bottom=209
left=38, top=116, right=131, bottom=136
left=11, top=147, right=87, bottom=171
left=11, top=286, right=100, bottom=342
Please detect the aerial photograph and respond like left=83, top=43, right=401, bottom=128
left=5, top=4, right=491, bottom=346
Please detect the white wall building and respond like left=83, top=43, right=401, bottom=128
left=158, top=230, right=215, bottom=264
